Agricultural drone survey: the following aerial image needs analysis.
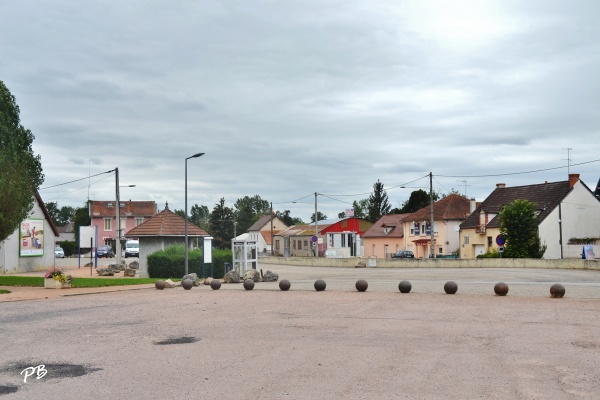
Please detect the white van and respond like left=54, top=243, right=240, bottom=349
left=125, top=240, right=139, bottom=258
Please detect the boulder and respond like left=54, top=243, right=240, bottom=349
left=128, top=261, right=139, bottom=269
left=242, top=269, right=261, bottom=282
left=164, top=279, right=178, bottom=288
left=263, top=270, right=279, bottom=282
left=182, top=273, right=201, bottom=286
left=223, top=270, right=241, bottom=283
left=203, top=277, right=213, bottom=285
left=84, top=262, right=93, bottom=268
left=96, top=268, right=115, bottom=276
left=124, top=268, right=136, bottom=277
left=108, top=263, right=126, bottom=272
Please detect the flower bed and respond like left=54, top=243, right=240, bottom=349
left=44, top=267, right=73, bottom=289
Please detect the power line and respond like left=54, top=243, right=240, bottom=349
left=39, top=170, right=114, bottom=190
left=436, top=158, right=600, bottom=178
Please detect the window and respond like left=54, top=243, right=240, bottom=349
left=298, top=240, right=302, bottom=250
left=304, top=240, right=308, bottom=248
left=341, top=235, right=346, bottom=247
left=464, top=236, right=470, bottom=245
left=104, top=218, right=112, bottom=231
left=438, top=247, right=443, bottom=254
left=487, top=236, right=493, bottom=247
left=107, top=202, right=113, bottom=208
left=410, top=227, right=415, bottom=235
left=276, top=240, right=280, bottom=250
left=293, top=240, right=296, bottom=250
left=135, top=218, right=143, bottom=226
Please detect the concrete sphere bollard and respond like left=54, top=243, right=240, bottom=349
left=155, top=280, right=166, bottom=290
left=355, top=279, right=368, bottom=292
left=398, top=280, right=412, bottom=293
left=444, top=281, right=458, bottom=295
left=550, top=283, right=565, bottom=298
left=243, top=279, right=255, bottom=291
left=210, top=279, right=221, bottom=290
left=182, top=279, right=193, bottom=290
left=494, top=282, right=509, bottom=296
left=279, top=279, right=291, bottom=291
left=314, top=279, right=326, bottom=292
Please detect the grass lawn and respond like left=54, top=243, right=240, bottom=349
left=0, top=289, right=11, bottom=294
left=0, top=276, right=171, bottom=288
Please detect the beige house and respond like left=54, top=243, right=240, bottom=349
left=246, top=214, right=288, bottom=255
left=403, top=194, right=471, bottom=258
left=273, top=223, right=332, bottom=257
left=362, top=214, right=411, bottom=258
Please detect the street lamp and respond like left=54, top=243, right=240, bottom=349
left=185, top=152, right=204, bottom=275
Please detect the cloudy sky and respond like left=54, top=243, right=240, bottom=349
left=2, top=0, right=599, bottom=222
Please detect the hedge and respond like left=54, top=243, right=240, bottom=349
left=147, top=244, right=232, bottom=279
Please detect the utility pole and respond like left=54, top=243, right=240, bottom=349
left=115, top=167, right=122, bottom=266
left=429, top=172, right=435, bottom=258
left=315, top=192, right=318, bottom=257
left=270, top=202, right=274, bottom=256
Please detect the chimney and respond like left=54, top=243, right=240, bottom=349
left=470, top=198, right=477, bottom=213
left=496, top=183, right=506, bottom=189
left=569, top=173, right=580, bottom=188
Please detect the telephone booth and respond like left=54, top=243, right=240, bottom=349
left=231, top=239, right=258, bottom=274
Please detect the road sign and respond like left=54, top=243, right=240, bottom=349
left=496, top=235, right=506, bottom=246
left=311, top=235, right=318, bottom=243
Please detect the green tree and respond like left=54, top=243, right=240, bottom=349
left=46, top=201, right=61, bottom=226
left=398, top=189, right=439, bottom=213
left=234, top=195, right=270, bottom=233
left=209, top=198, right=235, bottom=249
left=499, top=199, right=546, bottom=258
left=367, top=180, right=391, bottom=222
left=73, top=202, right=91, bottom=245
left=174, top=203, right=211, bottom=232
left=47, top=202, right=75, bottom=226
left=310, top=211, right=327, bottom=223
left=351, top=199, right=369, bottom=218
left=0, top=81, right=44, bottom=241
left=276, top=210, right=303, bottom=226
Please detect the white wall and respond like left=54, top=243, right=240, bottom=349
left=0, top=199, right=58, bottom=274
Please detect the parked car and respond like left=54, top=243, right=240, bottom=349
left=96, top=245, right=115, bottom=258
left=392, top=250, right=415, bottom=259
left=125, top=239, right=139, bottom=258
left=55, top=246, right=65, bottom=258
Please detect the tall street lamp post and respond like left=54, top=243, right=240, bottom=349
left=114, top=167, right=135, bottom=266
left=185, top=152, right=205, bottom=275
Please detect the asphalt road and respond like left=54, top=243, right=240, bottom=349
left=1, top=264, right=600, bottom=399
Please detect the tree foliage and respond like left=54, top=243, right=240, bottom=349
left=397, top=189, right=439, bottom=214
left=0, top=81, right=44, bottom=241
left=367, top=180, right=391, bottom=222
left=209, top=198, right=235, bottom=249
left=499, top=199, right=546, bottom=258
left=73, top=202, right=91, bottom=245
left=352, top=199, right=368, bottom=219
left=276, top=210, right=303, bottom=226
left=46, top=201, right=75, bottom=227
left=174, top=203, right=211, bottom=232
left=234, top=195, right=270, bottom=234
left=310, top=211, right=327, bottom=223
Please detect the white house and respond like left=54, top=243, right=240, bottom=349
left=1, top=192, right=60, bottom=274
left=459, top=174, right=600, bottom=259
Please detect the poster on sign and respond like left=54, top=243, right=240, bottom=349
left=20, top=219, right=44, bottom=257
left=582, top=245, right=596, bottom=260
left=345, top=208, right=354, bottom=217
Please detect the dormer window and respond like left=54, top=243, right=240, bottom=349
left=383, top=226, right=393, bottom=235
left=107, top=202, right=113, bottom=208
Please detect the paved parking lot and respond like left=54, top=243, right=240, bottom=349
left=1, top=264, right=600, bottom=399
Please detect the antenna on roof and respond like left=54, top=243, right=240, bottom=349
left=562, top=148, right=573, bottom=175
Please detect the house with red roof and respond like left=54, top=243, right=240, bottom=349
left=90, top=200, right=157, bottom=246
left=319, top=218, right=374, bottom=257
left=459, top=174, right=600, bottom=259
left=125, top=202, right=209, bottom=277
left=403, top=194, right=472, bottom=258
left=362, top=214, right=411, bottom=258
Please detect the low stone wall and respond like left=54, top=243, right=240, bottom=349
left=259, top=256, right=600, bottom=270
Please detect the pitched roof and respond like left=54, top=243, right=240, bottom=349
left=276, top=223, right=332, bottom=237
left=362, top=214, right=411, bottom=238
left=261, top=230, right=281, bottom=245
left=91, top=200, right=157, bottom=217
left=125, top=202, right=208, bottom=237
left=460, top=180, right=573, bottom=229
left=36, top=192, right=59, bottom=237
left=405, top=194, right=471, bottom=222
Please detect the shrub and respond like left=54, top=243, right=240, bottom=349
left=476, top=248, right=501, bottom=258
left=147, top=244, right=232, bottom=279
left=60, top=240, right=77, bottom=257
